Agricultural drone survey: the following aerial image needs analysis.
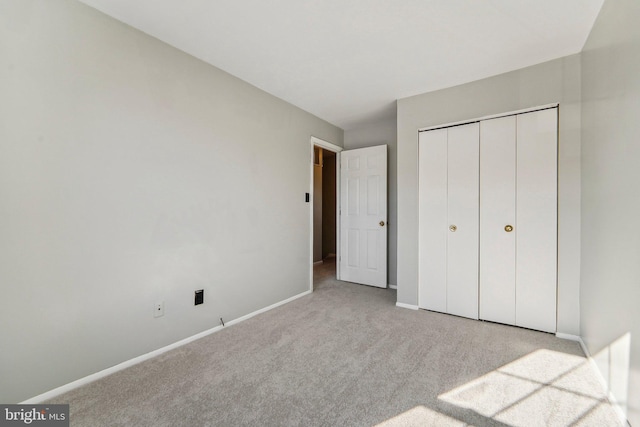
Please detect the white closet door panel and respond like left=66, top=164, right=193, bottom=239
left=479, top=116, right=517, bottom=325
left=516, top=108, right=558, bottom=333
left=418, top=129, right=448, bottom=312
left=447, top=123, right=479, bottom=319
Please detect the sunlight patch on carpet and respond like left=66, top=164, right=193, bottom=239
left=438, top=349, right=620, bottom=426
left=374, top=405, right=464, bottom=427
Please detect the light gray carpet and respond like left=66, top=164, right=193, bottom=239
left=48, top=258, right=623, bottom=426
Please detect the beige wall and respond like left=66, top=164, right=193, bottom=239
left=0, top=0, right=342, bottom=403
left=322, top=152, right=337, bottom=258
left=397, top=55, right=582, bottom=335
left=581, top=0, right=640, bottom=423
left=313, top=164, right=323, bottom=262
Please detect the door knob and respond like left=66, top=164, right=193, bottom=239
left=449, top=225, right=457, bottom=232
left=504, top=225, right=514, bottom=232
left=379, top=221, right=385, bottom=227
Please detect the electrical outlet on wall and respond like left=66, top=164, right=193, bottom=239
left=154, top=302, right=164, bottom=318
left=195, top=290, right=204, bottom=305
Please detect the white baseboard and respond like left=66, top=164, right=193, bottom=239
left=21, top=289, right=312, bottom=404
left=389, top=284, right=397, bottom=290
left=396, top=302, right=419, bottom=310
left=225, top=290, right=311, bottom=327
left=313, top=260, right=323, bottom=265
left=571, top=336, right=629, bottom=426
left=555, top=332, right=581, bottom=342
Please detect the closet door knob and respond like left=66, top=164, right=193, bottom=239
left=449, top=225, right=457, bottom=232
left=504, top=225, right=514, bottom=232
left=379, top=221, right=385, bottom=227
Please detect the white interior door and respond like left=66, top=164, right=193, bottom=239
left=446, top=123, right=479, bottom=319
left=418, top=129, right=448, bottom=312
left=480, top=116, right=517, bottom=325
left=516, top=109, right=557, bottom=332
left=340, top=145, right=387, bottom=288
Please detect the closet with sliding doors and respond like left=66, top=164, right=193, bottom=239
left=418, top=106, right=558, bottom=333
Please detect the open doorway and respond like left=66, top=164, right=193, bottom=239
left=310, top=137, right=341, bottom=290
left=313, top=146, right=336, bottom=284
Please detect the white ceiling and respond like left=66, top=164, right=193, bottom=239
left=79, top=0, right=604, bottom=131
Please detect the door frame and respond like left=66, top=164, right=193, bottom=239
left=418, top=103, right=559, bottom=132
left=309, top=136, right=343, bottom=291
